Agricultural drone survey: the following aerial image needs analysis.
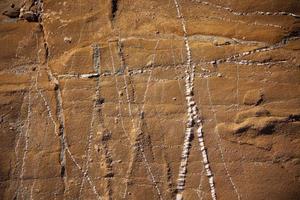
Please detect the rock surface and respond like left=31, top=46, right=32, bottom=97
left=0, top=0, right=300, bottom=200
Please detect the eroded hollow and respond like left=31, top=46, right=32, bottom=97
left=111, top=0, right=118, bottom=20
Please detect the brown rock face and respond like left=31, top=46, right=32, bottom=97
left=0, top=0, right=300, bottom=200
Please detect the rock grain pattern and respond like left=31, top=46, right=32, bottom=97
left=0, top=0, right=299, bottom=200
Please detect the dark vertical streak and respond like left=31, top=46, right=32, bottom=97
left=111, top=0, right=118, bottom=20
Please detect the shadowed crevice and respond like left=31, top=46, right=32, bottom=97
left=111, top=0, right=118, bottom=20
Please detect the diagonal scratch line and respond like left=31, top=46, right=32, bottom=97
left=173, top=0, right=217, bottom=199
left=34, top=67, right=102, bottom=200
left=192, top=0, right=300, bottom=18
left=109, top=42, right=132, bottom=141
left=109, top=41, right=163, bottom=200
left=17, top=78, right=34, bottom=200
left=206, top=78, right=241, bottom=200
left=131, top=40, right=163, bottom=200
left=117, top=38, right=134, bottom=118
left=79, top=44, right=102, bottom=199
left=135, top=69, right=164, bottom=200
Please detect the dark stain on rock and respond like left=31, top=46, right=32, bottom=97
left=111, top=0, right=118, bottom=20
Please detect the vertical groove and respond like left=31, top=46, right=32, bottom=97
left=173, top=0, right=217, bottom=199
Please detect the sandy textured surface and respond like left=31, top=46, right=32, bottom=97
left=0, top=0, right=300, bottom=199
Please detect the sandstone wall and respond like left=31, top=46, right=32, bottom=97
left=0, top=0, right=299, bottom=199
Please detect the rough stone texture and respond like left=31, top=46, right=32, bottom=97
left=0, top=0, right=300, bottom=200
